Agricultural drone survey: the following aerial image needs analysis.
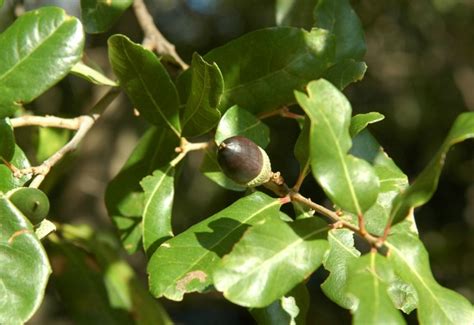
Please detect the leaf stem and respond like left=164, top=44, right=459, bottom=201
left=258, top=106, right=305, bottom=121
left=133, top=0, right=188, bottom=70
left=170, top=138, right=210, bottom=167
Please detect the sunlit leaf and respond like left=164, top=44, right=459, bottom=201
left=387, top=230, right=474, bottom=324
left=314, top=0, right=366, bottom=61
left=347, top=252, right=405, bottom=325
left=141, top=166, right=175, bottom=256
left=295, top=79, right=379, bottom=214
left=70, top=61, right=118, bottom=86
left=108, top=34, right=181, bottom=136
left=390, top=112, right=474, bottom=225
left=0, top=195, right=51, bottom=324
left=321, top=229, right=360, bottom=309
left=148, top=192, right=281, bottom=301
left=0, top=7, right=84, bottom=117
left=214, top=218, right=329, bottom=307
left=215, top=105, right=270, bottom=148
left=204, top=27, right=335, bottom=114
left=81, top=0, right=132, bottom=33
left=179, top=53, right=223, bottom=137
left=105, top=127, right=178, bottom=253
left=350, top=112, right=385, bottom=138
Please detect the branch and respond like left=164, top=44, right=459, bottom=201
left=133, top=0, right=188, bottom=70
left=263, top=174, right=383, bottom=248
left=12, top=89, right=120, bottom=188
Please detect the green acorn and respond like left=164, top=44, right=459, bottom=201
left=217, top=136, right=272, bottom=187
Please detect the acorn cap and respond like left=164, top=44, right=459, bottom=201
left=217, top=136, right=272, bottom=187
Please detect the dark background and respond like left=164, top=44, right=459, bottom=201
left=1, top=0, right=472, bottom=324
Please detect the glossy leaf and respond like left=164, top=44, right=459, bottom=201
left=105, top=127, right=178, bottom=253
left=81, top=0, right=132, bottom=33
left=147, top=192, right=281, bottom=301
left=141, top=165, right=175, bottom=256
left=204, top=27, right=335, bottom=114
left=390, top=112, right=474, bottom=225
left=314, top=0, right=366, bottom=61
left=0, top=7, right=84, bottom=117
left=0, top=195, right=51, bottom=324
left=215, top=105, right=270, bottom=148
left=275, top=0, right=315, bottom=29
left=0, top=145, right=31, bottom=192
left=387, top=231, right=474, bottom=324
left=350, top=113, right=385, bottom=137
left=323, top=59, right=367, bottom=90
left=214, top=218, right=329, bottom=307
left=349, top=130, right=409, bottom=235
left=108, top=34, right=181, bottom=136
left=321, top=229, right=360, bottom=309
left=50, top=224, right=172, bottom=324
left=347, top=252, right=405, bottom=325
left=200, top=147, right=247, bottom=192
left=251, top=283, right=310, bottom=325
left=0, top=118, right=14, bottom=161
left=180, top=53, right=223, bottom=137
left=7, top=187, right=50, bottom=225
left=70, top=61, right=118, bottom=86
left=295, top=79, right=380, bottom=214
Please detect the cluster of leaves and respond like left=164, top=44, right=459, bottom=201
left=0, top=0, right=473, bottom=324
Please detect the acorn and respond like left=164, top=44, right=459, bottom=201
left=217, top=136, right=272, bottom=187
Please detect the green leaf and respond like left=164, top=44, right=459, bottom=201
left=204, top=27, right=335, bottom=114
left=179, top=53, right=223, bottom=137
left=50, top=225, right=172, bottom=325
left=295, top=79, right=380, bottom=214
left=0, top=118, right=14, bottom=161
left=81, top=0, right=132, bottom=33
left=214, top=218, right=329, bottom=307
left=251, top=283, right=310, bottom=325
left=387, top=231, right=474, bottom=324
left=323, top=59, right=367, bottom=90
left=105, top=127, right=178, bottom=253
left=147, top=192, right=281, bottom=301
left=314, top=0, right=366, bottom=61
left=70, top=61, right=118, bottom=86
left=108, top=34, right=181, bottom=136
left=294, top=117, right=311, bottom=181
left=200, top=148, right=247, bottom=192
left=140, top=166, right=175, bottom=256
left=0, top=194, right=51, bottom=324
left=0, top=145, right=31, bottom=192
left=321, top=229, right=360, bottom=309
left=350, top=112, right=385, bottom=137
left=215, top=105, right=270, bottom=148
left=0, top=7, right=84, bottom=117
left=275, top=0, right=315, bottom=29
left=390, top=112, right=474, bottom=225
left=7, top=187, right=50, bottom=225
left=347, top=252, right=405, bottom=325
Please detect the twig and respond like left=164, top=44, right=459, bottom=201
left=133, top=0, right=188, bottom=70
left=170, top=138, right=210, bottom=167
left=258, top=106, right=305, bottom=121
left=13, top=89, right=120, bottom=188
left=292, top=161, right=310, bottom=192
left=263, top=174, right=383, bottom=248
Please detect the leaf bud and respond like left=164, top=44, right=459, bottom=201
left=217, top=136, right=272, bottom=187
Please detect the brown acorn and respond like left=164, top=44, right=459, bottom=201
left=217, top=136, right=272, bottom=187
